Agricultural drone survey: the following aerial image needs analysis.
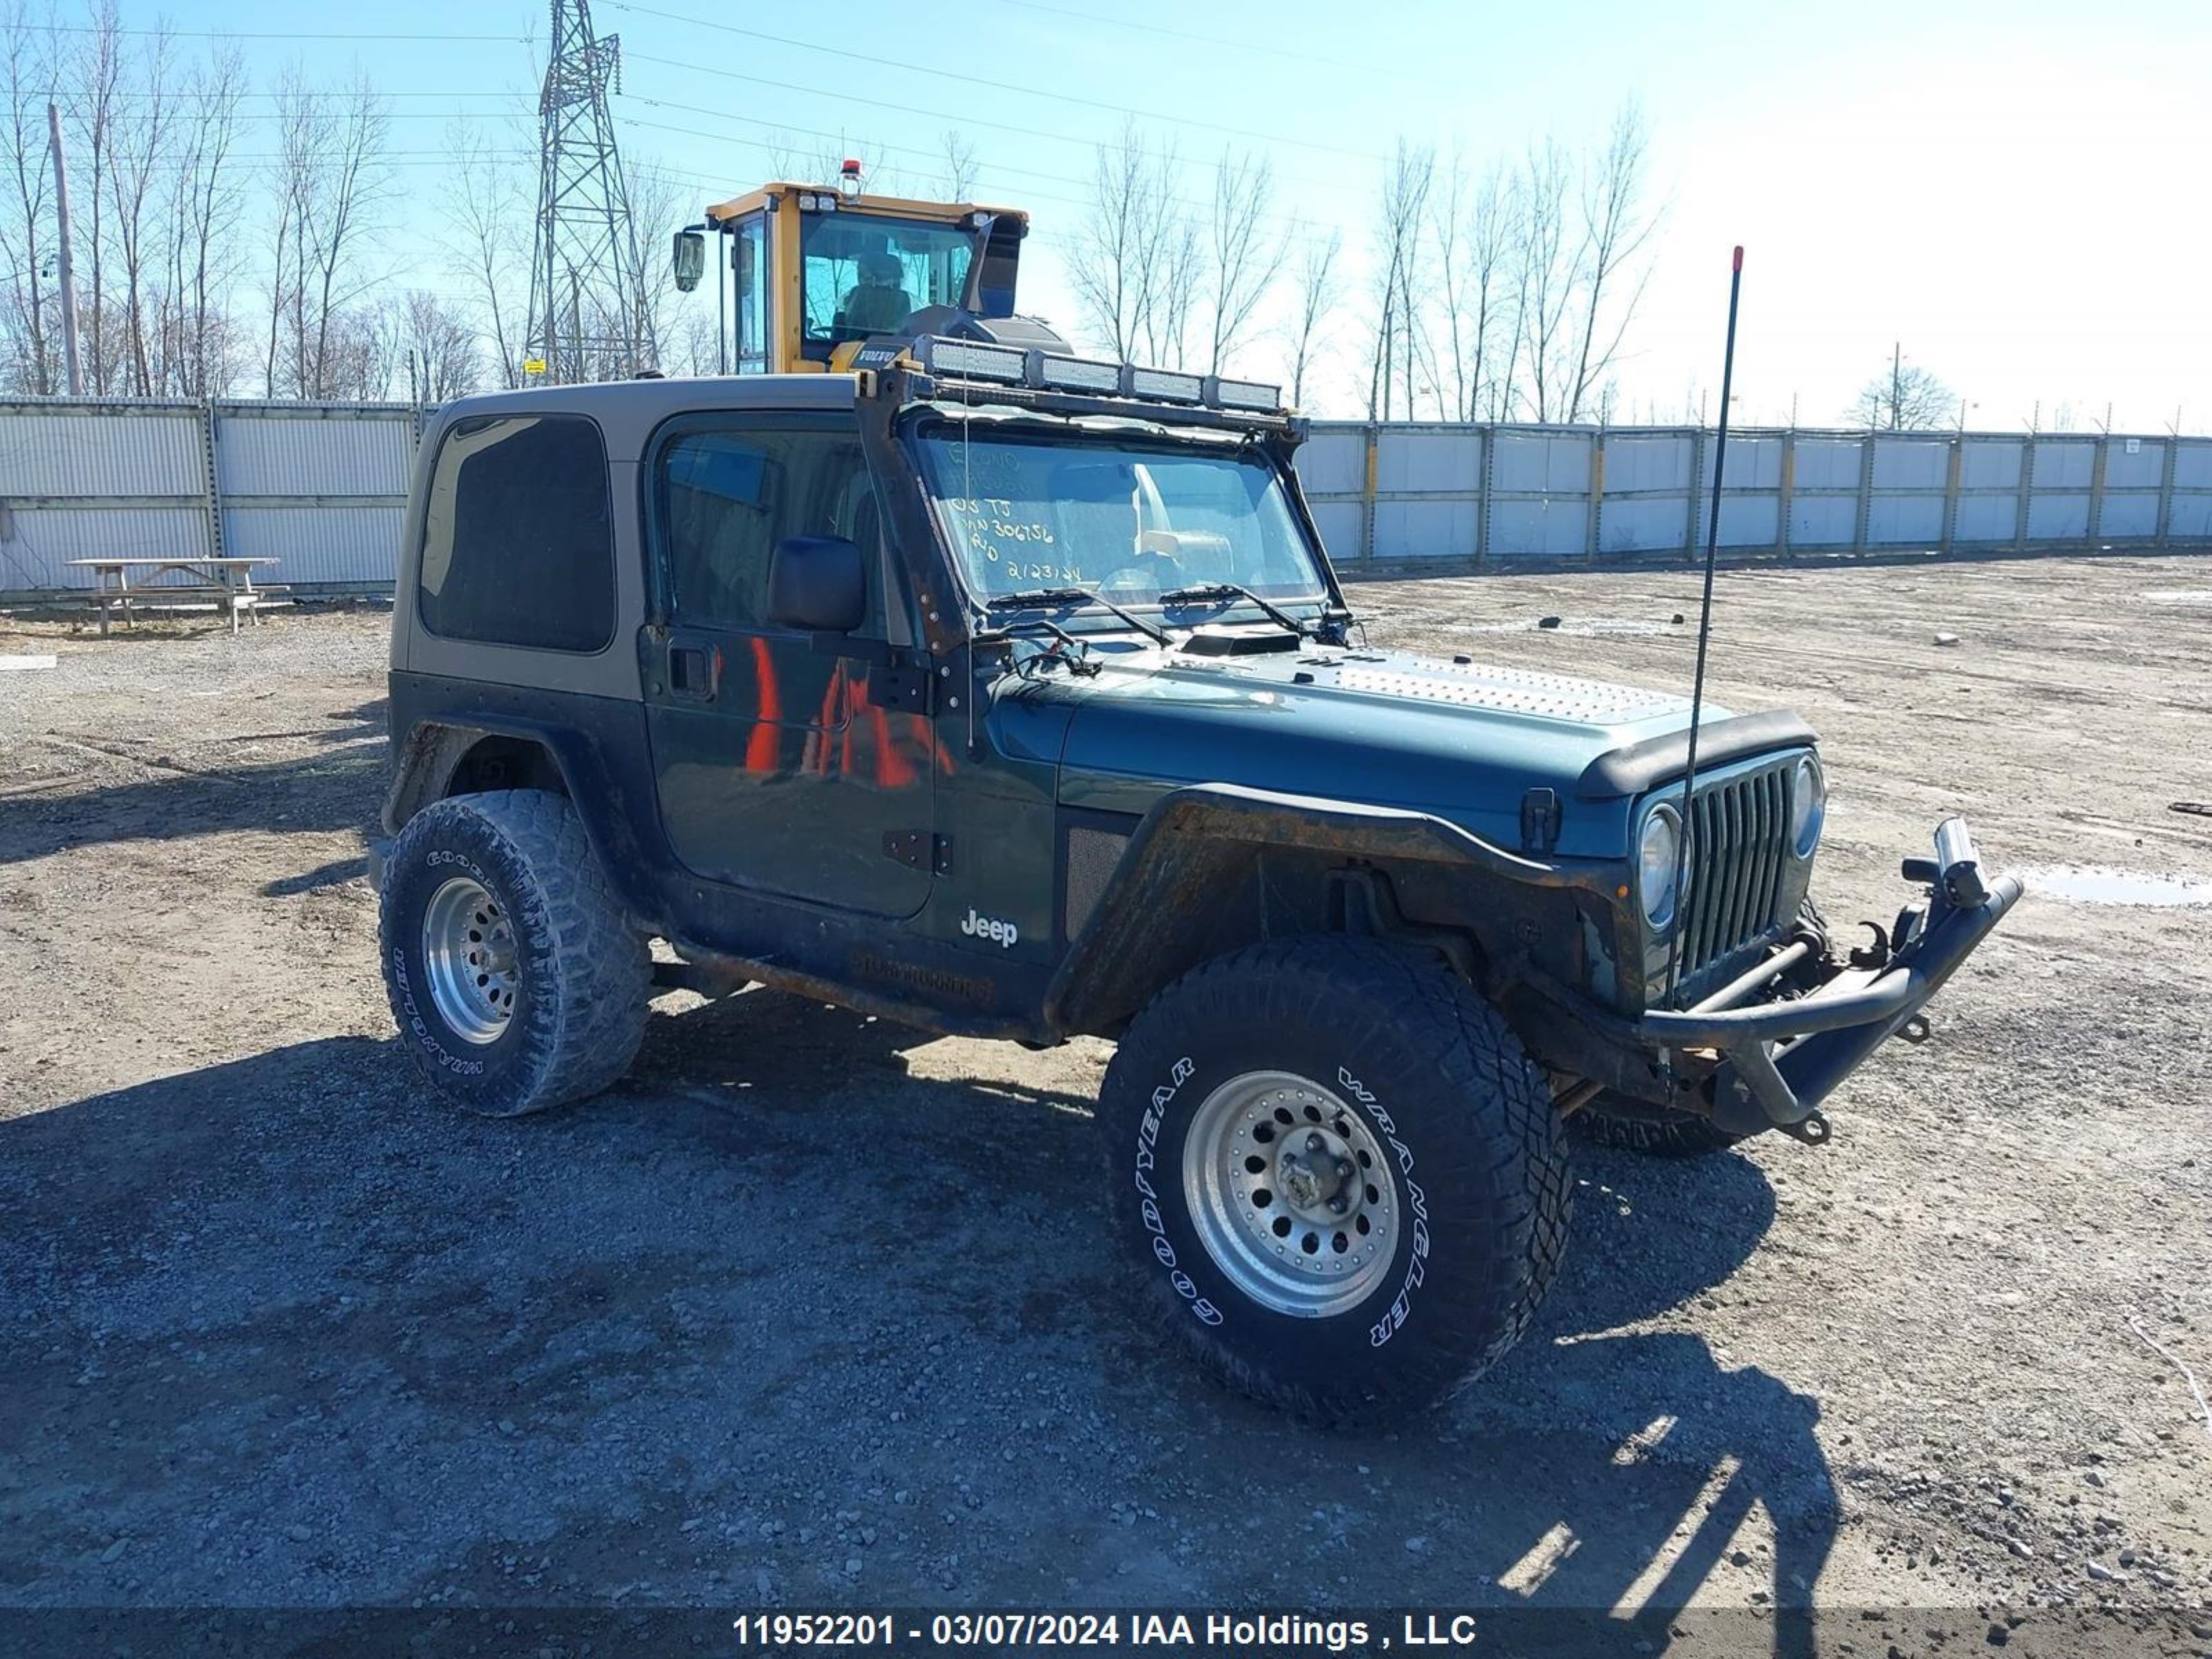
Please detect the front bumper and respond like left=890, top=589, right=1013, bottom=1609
left=1640, top=816, right=2023, bottom=1138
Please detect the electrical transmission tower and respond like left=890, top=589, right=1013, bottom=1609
left=525, top=0, right=650, bottom=384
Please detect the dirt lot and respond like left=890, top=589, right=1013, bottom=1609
left=2, top=556, right=2209, bottom=1651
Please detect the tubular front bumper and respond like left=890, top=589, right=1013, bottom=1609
left=1640, top=816, right=2023, bottom=1138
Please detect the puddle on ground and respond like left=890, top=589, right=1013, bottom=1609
left=2016, top=865, right=2212, bottom=907
left=2140, top=590, right=2212, bottom=606
left=1463, top=617, right=1685, bottom=637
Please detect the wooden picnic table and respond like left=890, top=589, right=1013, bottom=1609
left=66, top=556, right=286, bottom=638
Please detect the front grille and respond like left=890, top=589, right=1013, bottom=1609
left=1678, top=764, right=1792, bottom=979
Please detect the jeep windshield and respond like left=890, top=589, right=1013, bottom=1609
left=912, top=428, right=1328, bottom=623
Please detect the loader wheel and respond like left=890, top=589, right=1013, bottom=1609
left=1097, top=936, right=1571, bottom=1425
left=1572, top=898, right=1832, bottom=1159
left=379, top=789, right=648, bottom=1117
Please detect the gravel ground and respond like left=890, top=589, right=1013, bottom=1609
left=1, top=561, right=2208, bottom=1652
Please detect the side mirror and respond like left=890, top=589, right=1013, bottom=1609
left=767, top=535, right=866, bottom=633
left=672, top=228, right=704, bottom=293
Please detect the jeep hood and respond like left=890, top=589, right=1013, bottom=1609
left=1050, top=644, right=1715, bottom=859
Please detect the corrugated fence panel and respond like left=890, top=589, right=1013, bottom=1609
left=1604, top=434, right=1691, bottom=492
left=215, top=408, right=414, bottom=496
left=6, top=404, right=2206, bottom=595
left=1378, top=429, right=1481, bottom=494
left=1600, top=497, right=1685, bottom=554
left=2171, top=442, right=2212, bottom=540
left=1309, top=501, right=1364, bottom=564
left=2, top=407, right=205, bottom=496
left=1373, top=500, right=1479, bottom=561
left=221, top=506, right=405, bottom=585
left=1295, top=428, right=1367, bottom=496
left=1, top=508, right=210, bottom=588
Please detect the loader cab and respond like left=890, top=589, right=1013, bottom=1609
left=691, top=177, right=1030, bottom=376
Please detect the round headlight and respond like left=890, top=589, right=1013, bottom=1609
left=1790, top=754, right=1826, bottom=858
left=1638, top=803, right=1684, bottom=929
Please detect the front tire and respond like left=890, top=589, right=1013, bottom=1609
left=378, top=789, right=648, bottom=1117
left=1097, top=936, right=1571, bottom=1424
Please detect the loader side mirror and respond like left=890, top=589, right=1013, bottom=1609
left=672, top=229, right=705, bottom=293
left=767, top=535, right=865, bottom=634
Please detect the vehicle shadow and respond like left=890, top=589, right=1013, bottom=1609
left=0, top=741, right=383, bottom=870
left=1, top=993, right=1826, bottom=1649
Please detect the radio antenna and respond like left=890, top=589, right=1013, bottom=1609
left=1662, top=245, right=1745, bottom=1009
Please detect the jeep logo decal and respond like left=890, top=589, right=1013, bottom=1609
left=959, top=907, right=1019, bottom=948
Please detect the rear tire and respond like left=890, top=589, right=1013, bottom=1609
left=378, top=789, right=648, bottom=1117
left=1096, top=935, right=1571, bottom=1425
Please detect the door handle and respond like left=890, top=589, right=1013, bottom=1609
left=668, top=641, right=719, bottom=700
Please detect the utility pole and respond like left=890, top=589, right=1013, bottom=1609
left=47, top=102, right=82, bottom=396
left=525, top=0, right=648, bottom=384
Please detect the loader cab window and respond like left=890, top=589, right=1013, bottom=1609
left=801, top=213, right=976, bottom=357
left=730, top=213, right=768, bottom=375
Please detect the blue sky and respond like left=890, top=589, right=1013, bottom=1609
left=113, top=0, right=2212, bottom=427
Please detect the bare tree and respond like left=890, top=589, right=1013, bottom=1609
left=1852, top=343, right=1954, bottom=431
left=265, top=65, right=390, bottom=397
left=392, top=289, right=480, bottom=402
left=105, top=17, right=173, bottom=393
left=1139, top=203, right=1201, bottom=369
left=1283, top=222, right=1340, bottom=409
left=1068, top=118, right=1154, bottom=362
left=1506, top=137, right=1579, bottom=422
left=938, top=128, right=977, bottom=199
left=62, top=0, right=123, bottom=391
left=0, top=1, right=55, bottom=393
left=1431, top=153, right=1515, bottom=420
left=1201, top=146, right=1278, bottom=375
left=438, top=116, right=532, bottom=388
left=158, top=43, right=247, bottom=395
left=1564, top=102, right=1657, bottom=422
left=1366, top=139, right=1432, bottom=419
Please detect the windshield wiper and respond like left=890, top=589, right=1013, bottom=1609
left=1159, top=582, right=1309, bottom=637
left=985, top=587, right=1170, bottom=646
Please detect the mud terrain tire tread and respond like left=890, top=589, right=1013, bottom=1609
left=379, top=789, right=648, bottom=1117
left=1098, top=935, right=1570, bottom=1425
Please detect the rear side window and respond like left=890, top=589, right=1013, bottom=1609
left=417, top=414, right=615, bottom=652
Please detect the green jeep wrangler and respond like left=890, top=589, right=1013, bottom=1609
left=372, top=332, right=2020, bottom=1422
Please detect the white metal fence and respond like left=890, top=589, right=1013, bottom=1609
left=1296, top=422, right=2212, bottom=566
left=3, top=400, right=2207, bottom=599
left=0, top=398, right=418, bottom=598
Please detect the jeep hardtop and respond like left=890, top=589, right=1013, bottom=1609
left=373, top=334, right=2020, bottom=1421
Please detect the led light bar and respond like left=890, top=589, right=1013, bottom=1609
left=919, top=337, right=1026, bottom=383
left=1032, top=353, right=1123, bottom=393
left=1123, top=365, right=1204, bottom=404
left=1206, top=375, right=1283, bottom=412
left=907, top=335, right=1286, bottom=413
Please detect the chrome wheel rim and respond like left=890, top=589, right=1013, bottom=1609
left=1182, top=1069, right=1398, bottom=1318
left=420, top=876, right=518, bottom=1044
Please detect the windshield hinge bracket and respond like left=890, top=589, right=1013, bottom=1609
left=883, top=831, right=953, bottom=875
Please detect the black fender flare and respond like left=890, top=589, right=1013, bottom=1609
left=1042, top=783, right=1606, bottom=1038
left=382, top=714, right=660, bottom=925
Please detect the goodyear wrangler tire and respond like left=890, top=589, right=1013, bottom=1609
left=1097, top=936, right=1571, bottom=1424
left=378, top=789, right=648, bottom=1118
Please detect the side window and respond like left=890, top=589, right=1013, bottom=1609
left=417, top=414, right=614, bottom=652
left=657, top=417, right=887, bottom=632
left=733, top=215, right=767, bottom=374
